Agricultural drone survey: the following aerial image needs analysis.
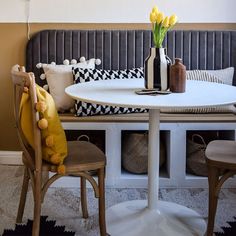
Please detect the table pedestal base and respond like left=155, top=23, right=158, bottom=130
left=106, top=200, right=206, bottom=236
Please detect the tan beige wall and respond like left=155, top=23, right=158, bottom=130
left=1, top=23, right=236, bottom=150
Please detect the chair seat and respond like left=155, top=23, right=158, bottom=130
left=206, top=140, right=236, bottom=168
left=43, top=141, right=106, bottom=173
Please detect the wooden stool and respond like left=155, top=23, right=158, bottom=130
left=205, top=140, right=236, bottom=236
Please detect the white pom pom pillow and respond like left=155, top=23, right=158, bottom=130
left=36, top=57, right=101, bottom=112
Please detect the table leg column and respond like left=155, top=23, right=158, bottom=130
left=106, top=109, right=206, bottom=236
left=148, top=109, right=160, bottom=210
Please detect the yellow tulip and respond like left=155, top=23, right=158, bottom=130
left=169, top=14, right=178, bottom=26
left=162, top=16, right=169, bottom=28
left=156, top=12, right=164, bottom=24
left=152, top=6, right=159, bottom=15
left=150, top=12, right=156, bottom=23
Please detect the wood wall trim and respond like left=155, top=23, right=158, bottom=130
left=0, top=151, right=23, bottom=165
left=28, top=23, right=236, bottom=32
left=2, top=22, right=236, bottom=32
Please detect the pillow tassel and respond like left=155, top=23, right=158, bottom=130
left=50, top=153, right=62, bottom=165
left=57, top=164, right=66, bottom=175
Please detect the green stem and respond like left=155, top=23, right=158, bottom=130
left=153, top=24, right=170, bottom=48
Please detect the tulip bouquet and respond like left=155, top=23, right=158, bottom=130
left=149, top=6, right=178, bottom=48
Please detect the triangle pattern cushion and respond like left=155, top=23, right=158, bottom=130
left=20, top=85, right=67, bottom=173
left=73, top=67, right=147, bottom=117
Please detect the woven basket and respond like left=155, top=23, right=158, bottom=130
left=122, top=132, right=166, bottom=174
left=186, top=134, right=208, bottom=176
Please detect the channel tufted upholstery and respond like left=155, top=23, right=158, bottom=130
left=26, top=30, right=236, bottom=87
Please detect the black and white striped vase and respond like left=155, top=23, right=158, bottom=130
left=144, top=48, right=172, bottom=90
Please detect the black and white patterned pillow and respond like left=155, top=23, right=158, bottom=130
left=73, top=67, right=147, bottom=117
left=73, top=67, right=144, bottom=83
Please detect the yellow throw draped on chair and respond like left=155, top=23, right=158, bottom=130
left=20, top=84, right=67, bottom=174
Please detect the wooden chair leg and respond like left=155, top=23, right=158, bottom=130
left=16, top=167, right=30, bottom=223
left=98, top=167, right=107, bottom=236
left=81, top=176, right=88, bottom=218
left=207, top=165, right=220, bottom=236
left=32, top=171, right=42, bottom=236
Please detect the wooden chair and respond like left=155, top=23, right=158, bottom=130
left=205, top=140, right=236, bottom=236
left=11, top=65, right=107, bottom=236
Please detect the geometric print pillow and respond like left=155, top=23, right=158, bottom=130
left=73, top=67, right=147, bottom=117
left=73, top=67, right=144, bottom=83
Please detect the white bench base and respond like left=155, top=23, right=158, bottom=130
left=52, top=113, right=236, bottom=188
left=3, top=113, right=236, bottom=189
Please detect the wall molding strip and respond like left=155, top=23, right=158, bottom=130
left=0, top=151, right=23, bottom=165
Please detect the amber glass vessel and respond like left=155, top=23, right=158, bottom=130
left=170, top=58, right=186, bottom=93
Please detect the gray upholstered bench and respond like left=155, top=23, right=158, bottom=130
left=26, top=29, right=236, bottom=188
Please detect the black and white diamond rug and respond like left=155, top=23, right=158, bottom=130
left=2, top=216, right=75, bottom=236
left=1, top=166, right=236, bottom=236
left=215, top=217, right=236, bottom=236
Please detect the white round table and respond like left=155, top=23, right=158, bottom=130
left=66, top=79, right=236, bottom=236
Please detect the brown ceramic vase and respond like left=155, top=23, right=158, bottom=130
left=170, top=58, right=186, bottom=93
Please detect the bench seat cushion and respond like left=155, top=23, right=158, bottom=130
left=59, top=112, right=236, bottom=123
